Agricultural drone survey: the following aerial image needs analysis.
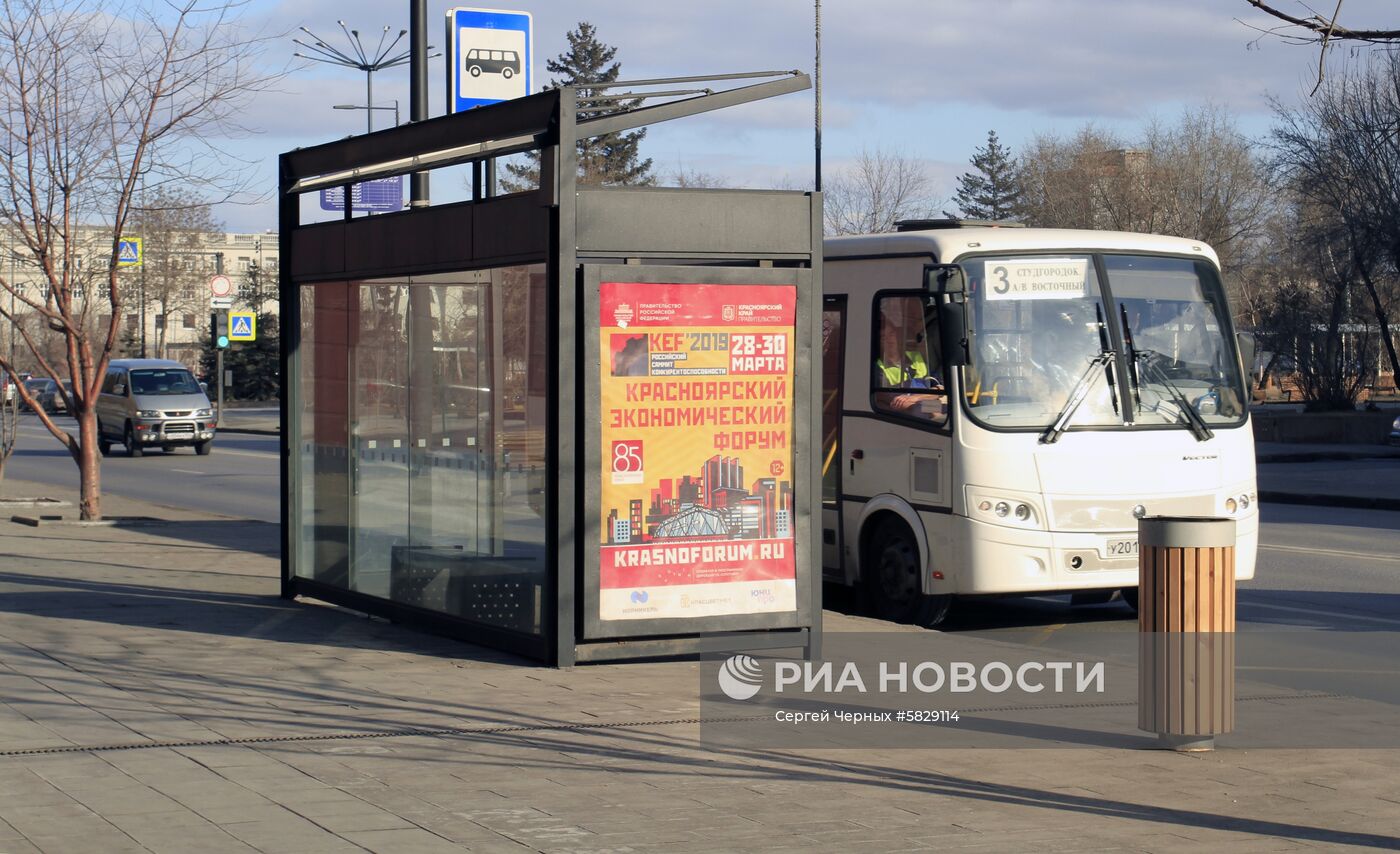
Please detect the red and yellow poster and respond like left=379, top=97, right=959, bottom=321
left=599, top=281, right=798, bottom=621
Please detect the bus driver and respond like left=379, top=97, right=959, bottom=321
left=874, top=301, right=946, bottom=422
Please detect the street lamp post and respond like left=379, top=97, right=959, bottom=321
left=294, top=22, right=411, bottom=135
left=8, top=240, right=15, bottom=372
left=333, top=100, right=401, bottom=131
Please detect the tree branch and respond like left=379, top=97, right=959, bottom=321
left=1246, top=0, right=1400, bottom=41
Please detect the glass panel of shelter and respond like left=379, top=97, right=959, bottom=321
left=296, top=264, right=549, bottom=636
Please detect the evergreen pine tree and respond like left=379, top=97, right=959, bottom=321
left=952, top=130, right=1022, bottom=221
left=503, top=21, right=652, bottom=190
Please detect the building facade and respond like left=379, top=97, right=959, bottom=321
left=2, top=226, right=280, bottom=374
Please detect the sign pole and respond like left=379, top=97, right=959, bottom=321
left=411, top=0, right=430, bottom=206
left=216, top=342, right=224, bottom=428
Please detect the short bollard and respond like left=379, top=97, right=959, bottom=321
left=1137, top=516, right=1236, bottom=751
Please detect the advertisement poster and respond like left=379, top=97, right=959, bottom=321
left=599, top=281, right=798, bottom=622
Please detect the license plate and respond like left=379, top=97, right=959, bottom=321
left=1103, top=538, right=1138, bottom=558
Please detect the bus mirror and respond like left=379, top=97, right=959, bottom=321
left=925, top=264, right=965, bottom=296
left=939, top=302, right=970, bottom=367
left=1237, top=331, right=1257, bottom=390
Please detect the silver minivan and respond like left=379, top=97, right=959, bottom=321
left=96, top=358, right=216, bottom=457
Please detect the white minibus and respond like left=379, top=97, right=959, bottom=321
left=822, top=221, right=1257, bottom=626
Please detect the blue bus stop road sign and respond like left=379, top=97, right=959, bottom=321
left=448, top=7, right=532, bottom=113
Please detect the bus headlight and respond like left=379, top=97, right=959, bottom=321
left=967, top=488, right=1044, bottom=529
left=1223, top=490, right=1255, bottom=515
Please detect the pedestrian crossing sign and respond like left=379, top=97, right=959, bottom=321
left=116, top=237, right=141, bottom=267
left=229, top=311, right=256, bottom=342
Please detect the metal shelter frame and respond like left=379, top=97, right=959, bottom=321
left=279, top=72, right=823, bottom=665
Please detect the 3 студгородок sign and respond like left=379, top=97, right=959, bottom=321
left=598, top=281, right=797, bottom=622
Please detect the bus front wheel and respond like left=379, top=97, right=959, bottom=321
left=863, top=519, right=952, bottom=628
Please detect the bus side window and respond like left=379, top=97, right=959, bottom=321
left=872, top=295, right=947, bottom=426
left=821, top=301, right=845, bottom=503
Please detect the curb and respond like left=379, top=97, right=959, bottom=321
left=218, top=428, right=279, bottom=436
left=1260, top=491, right=1400, bottom=512
left=1258, top=451, right=1400, bottom=464
left=11, top=514, right=167, bottom=528
left=0, top=498, right=72, bottom=509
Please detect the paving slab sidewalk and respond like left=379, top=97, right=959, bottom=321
left=215, top=407, right=279, bottom=436
left=0, top=480, right=1397, bottom=852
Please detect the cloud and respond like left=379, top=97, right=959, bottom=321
left=211, top=0, right=1391, bottom=231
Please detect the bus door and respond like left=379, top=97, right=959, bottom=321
left=821, top=296, right=847, bottom=580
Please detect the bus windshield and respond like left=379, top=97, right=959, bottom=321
left=961, top=253, right=1244, bottom=433
left=961, top=255, right=1121, bottom=430
left=1107, top=254, right=1246, bottom=427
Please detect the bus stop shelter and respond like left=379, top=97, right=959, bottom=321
left=278, top=75, right=823, bottom=664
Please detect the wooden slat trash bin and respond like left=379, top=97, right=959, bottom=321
left=1137, top=516, right=1236, bottom=750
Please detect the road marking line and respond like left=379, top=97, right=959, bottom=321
left=211, top=448, right=277, bottom=459
left=1260, top=543, right=1400, bottom=563
left=171, top=469, right=205, bottom=475
left=1238, top=667, right=1400, bottom=674
left=1028, top=623, right=1066, bottom=646
left=1241, top=599, right=1400, bottom=627
left=17, top=425, right=276, bottom=458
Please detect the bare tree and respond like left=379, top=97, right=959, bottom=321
left=1269, top=53, right=1400, bottom=381
left=0, top=0, right=277, bottom=519
left=1241, top=1, right=1400, bottom=92
left=1017, top=125, right=1127, bottom=232
left=1018, top=108, right=1271, bottom=275
left=1254, top=199, right=1377, bottom=409
left=823, top=148, right=936, bottom=235
left=1244, top=0, right=1400, bottom=43
left=662, top=165, right=728, bottom=189
left=131, top=188, right=223, bottom=358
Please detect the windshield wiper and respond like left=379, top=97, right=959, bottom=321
left=1040, top=352, right=1113, bottom=444
left=1041, top=304, right=1119, bottom=445
left=1119, top=304, right=1142, bottom=413
left=1133, top=348, right=1215, bottom=442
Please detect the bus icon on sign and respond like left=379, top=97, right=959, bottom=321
left=464, top=48, right=520, bottom=78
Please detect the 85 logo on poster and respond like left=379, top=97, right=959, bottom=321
left=611, top=440, right=644, bottom=484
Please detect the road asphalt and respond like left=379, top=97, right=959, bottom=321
left=219, top=403, right=1400, bottom=511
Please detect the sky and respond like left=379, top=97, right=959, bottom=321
left=213, top=0, right=1396, bottom=233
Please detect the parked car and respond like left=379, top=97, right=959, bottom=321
left=1390, top=415, right=1400, bottom=446
left=21, top=378, right=60, bottom=413
left=95, top=358, right=216, bottom=456
left=51, top=380, right=73, bottom=414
